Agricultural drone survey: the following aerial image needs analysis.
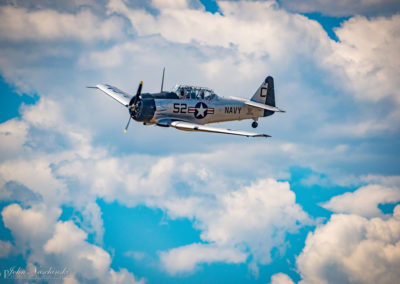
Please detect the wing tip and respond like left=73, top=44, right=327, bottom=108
left=254, top=134, right=271, bottom=138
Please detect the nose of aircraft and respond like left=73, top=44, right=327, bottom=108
left=124, top=81, right=143, bottom=133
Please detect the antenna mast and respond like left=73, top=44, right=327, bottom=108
left=160, top=67, right=165, bottom=92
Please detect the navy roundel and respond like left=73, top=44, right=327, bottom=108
left=194, top=102, right=208, bottom=119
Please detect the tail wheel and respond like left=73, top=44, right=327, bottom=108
left=252, top=121, right=258, bottom=128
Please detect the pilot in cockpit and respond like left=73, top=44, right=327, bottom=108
left=179, top=88, right=185, bottom=99
left=200, top=90, right=205, bottom=100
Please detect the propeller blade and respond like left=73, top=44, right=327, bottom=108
left=126, top=81, right=143, bottom=129
left=133, top=81, right=143, bottom=105
left=124, top=116, right=132, bottom=133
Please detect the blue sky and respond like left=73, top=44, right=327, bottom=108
left=0, top=0, right=400, bottom=283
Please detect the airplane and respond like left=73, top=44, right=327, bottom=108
left=88, top=69, right=284, bottom=138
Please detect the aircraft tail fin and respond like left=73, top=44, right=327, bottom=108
left=251, top=76, right=275, bottom=117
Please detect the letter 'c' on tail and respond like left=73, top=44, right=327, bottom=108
left=251, top=76, right=275, bottom=117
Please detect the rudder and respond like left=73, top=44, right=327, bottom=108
left=251, top=76, right=275, bottom=106
left=264, top=76, right=275, bottom=107
left=250, top=76, right=275, bottom=117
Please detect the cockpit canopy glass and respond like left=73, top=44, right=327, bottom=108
left=172, top=85, right=218, bottom=100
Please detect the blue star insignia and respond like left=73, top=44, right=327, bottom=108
left=194, top=102, right=208, bottom=119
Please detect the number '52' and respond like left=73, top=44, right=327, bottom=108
left=173, top=103, right=187, bottom=113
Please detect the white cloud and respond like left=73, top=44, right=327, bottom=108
left=108, top=268, right=145, bottom=284
left=0, top=118, right=29, bottom=161
left=321, top=184, right=400, bottom=218
left=44, top=221, right=111, bottom=278
left=199, top=179, right=309, bottom=247
left=0, top=240, right=13, bottom=258
left=151, top=0, right=194, bottom=10
left=361, top=175, right=400, bottom=187
left=281, top=0, right=400, bottom=17
left=320, top=119, right=394, bottom=138
left=0, top=6, right=126, bottom=42
left=2, top=203, right=143, bottom=283
left=2, top=204, right=61, bottom=251
left=0, top=157, right=68, bottom=204
left=159, top=179, right=311, bottom=274
left=52, top=144, right=312, bottom=273
left=159, top=243, right=247, bottom=274
left=107, top=0, right=331, bottom=58
left=23, top=98, right=64, bottom=129
left=297, top=205, right=400, bottom=284
left=44, top=221, right=88, bottom=253
left=328, top=14, right=400, bottom=104
left=270, top=273, right=295, bottom=284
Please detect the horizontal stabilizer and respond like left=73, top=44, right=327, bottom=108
left=230, top=96, right=285, bottom=112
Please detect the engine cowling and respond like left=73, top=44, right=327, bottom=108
left=130, top=97, right=156, bottom=122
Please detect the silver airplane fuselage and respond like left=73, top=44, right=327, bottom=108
left=151, top=97, right=264, bottom=125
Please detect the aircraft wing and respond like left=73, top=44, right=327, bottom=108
left=158, top=119, right=270, bottom=138
left=88, top=84, right=132, bottom=107
left=230, top=96, right=285, bottom=112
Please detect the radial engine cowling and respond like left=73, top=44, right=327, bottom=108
left=130, top=97, right=156, bottom=122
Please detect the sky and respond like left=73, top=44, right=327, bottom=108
left=0, top=0, right=399, bottom=283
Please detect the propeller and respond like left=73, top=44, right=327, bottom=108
left=124, top=81, right=143, bottom=133
left=124, top=117, right=131, bottom=133
left=133, top=80, right=143, bottom=106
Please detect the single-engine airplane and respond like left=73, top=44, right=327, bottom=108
left=88, top=69, right=284, bottom=138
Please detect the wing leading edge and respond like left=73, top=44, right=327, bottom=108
left=158, top=119, right=270, bottom=138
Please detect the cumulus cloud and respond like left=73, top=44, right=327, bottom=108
left=0, top=6, right=126, bottom=42
left=2, top=204, right=61, bottom=251
left=314, top=14, right=400, bottom=137
left=329, top=14, right=400, bottom=104
left=159, top=179, right=311, bottom=274
left=159, top=243, right=247, bottom=274
left=281, top=0, right=400, bottom=17
left=150, top=0, right=202, bottom=10
left=270, top=273, right=295, bottom=284
left=0, top=240, right=13, bottom=258
left=297, top=205, right=400, bottom=284
left=361, top=175, right=400, bottom=187
left=2, top=203, right=143, bottom=283
left=107, top=0, right=331, bottom=59
left=321, top=184, right=400, bottom=218
left=51, top=139, right=313, bottom=274
left=0, top=118, right=28, bottom=161
left=44, top=221, right=113, bottom=279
